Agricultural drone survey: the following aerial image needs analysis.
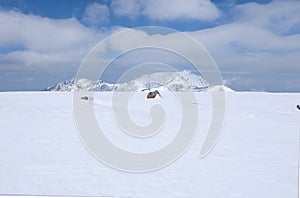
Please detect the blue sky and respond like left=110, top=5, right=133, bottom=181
left=0, top=0, right=299, bottom=91
left=0, top=0, right=272, bottom=31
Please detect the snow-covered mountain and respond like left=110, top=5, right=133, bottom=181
left=44, top=70, right=209, bottom=92
left=44, top=78, right=115, bottom=92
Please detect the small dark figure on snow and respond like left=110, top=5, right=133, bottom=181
left=81, top=96, right=94, bottom=101
left=147, top=90, right=162, bottom=99
left=81, top=96, right=89, bottom=100
left=142, top=89, right=162, bottom=99
left=297, top=104, right=300, bottom=110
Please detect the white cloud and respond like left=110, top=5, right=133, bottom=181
left=83, top=3, right=110, bottom=26
left=111, top=0, right=220, bottom=21
left=191, top=23, right=300, bottom=73
left=111, top=0, right=142, bottom=19
left=0, top=9, right=115, bottom=74
left=0, top=9, right=102, bottom=53
left=143, top=0, right=220, bottom=21
left=186, top=1, right=300, bottom=91
left=233, top=0, right=300, bottom=35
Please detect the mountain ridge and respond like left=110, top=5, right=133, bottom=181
left=43, top=70, right=225, bottom=92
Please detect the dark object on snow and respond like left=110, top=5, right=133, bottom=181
left=81, top=96, right=89, bottom=100
left=297, top=104, right=300, bottom=110
left=141, top=88, right=150, bottom=92
left=147, top=90, right=162, bottom=99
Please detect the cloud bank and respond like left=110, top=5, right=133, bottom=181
left=0, top=0, right=300, bottom=92
left=111, top=0, right=220, bottom=21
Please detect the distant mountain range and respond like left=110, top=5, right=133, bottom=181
left=44, top=70, right=213, bottom=92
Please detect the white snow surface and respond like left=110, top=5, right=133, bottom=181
left=209, top=85, right=235, bottom=92
left=0, top=91, right=299, bottom=197
left=44, top=70, right=209, bottom=92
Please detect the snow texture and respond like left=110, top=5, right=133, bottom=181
left=0, top=91, right=299, bottom=197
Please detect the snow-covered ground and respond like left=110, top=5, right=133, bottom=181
left=0, top=91, right=300, bottom=197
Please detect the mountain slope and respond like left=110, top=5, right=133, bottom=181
left=44, top=70, right=210, bottom=92
left=44, top=78, right=114, bottom=92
